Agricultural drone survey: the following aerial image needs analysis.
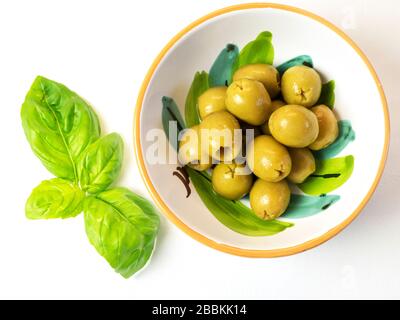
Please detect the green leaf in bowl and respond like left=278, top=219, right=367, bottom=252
left=162, top=96, right=186, bottom=150
left=317, top=80, right=335, bottom=109
left=283, top=194, right=340, bottom=219
left=209, top=44, right=239, bottom=87
left=314, top=120, right=355, bottom=160
left=298, top=155, right=354, bottom=195
left=185, top=71, right=209, bottom=127
left=277, top=55, right=313, bottom=75
left=187, top=167, right=293, bottom=236
left=233, top=31, right=274, bottom=72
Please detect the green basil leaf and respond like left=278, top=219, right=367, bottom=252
left=298, top=155, right=354, bottom=195
left=84, top=187, right=160, bottom=278
left=25, top=178, right=84, bottom=219
left=283, top=194, right=340, bottom=219
left=233, top=31, right=274, bottom=72
left=314, top=120, right=355, bottom=160
left=276, top=55, right=314, bottom=75
left=162, top=96, right=186, bottom=150
left=185, top=71, right=209, bottom=127
left=209, top=44, right=239, bottom=87
left=21, top=76, right=101, bottom=182
left=78, top=133, right=123, bottom=194
left=317, top=80, right=336, bottom=109
left=187, top=168, right=293, bottom=236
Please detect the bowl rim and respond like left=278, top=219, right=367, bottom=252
left=134, top=2, right=390, bottom=258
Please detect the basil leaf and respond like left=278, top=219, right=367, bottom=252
left=162, top=96, right=186, bottom=150
left=298, top=155, right=354, bottom=195
left=185, top=71, right=209, bottom=127
left=209, top=44, right=239, bottom=87
left=187, top=168, right=293, bottom=236
left=277, top=55, right=313, bottom=75
left=21, top=76, right=101, bottom=182
left=25, top=178, right=84, bottom=219
left=233, top=31, right=274, bottom=72
left=84, top=187, right=160, bottom=278
left=317, top=80, right=335, bottom=109
left=283, top=194, right=340, bottom=219
left=78, top=133, right=123, bottom=194
left=314, top=120, right=355, bottom=160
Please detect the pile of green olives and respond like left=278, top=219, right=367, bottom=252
left=179, top=64, right=339, bottom=220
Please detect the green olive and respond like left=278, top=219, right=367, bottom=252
left=199, top=111, right=241, bottom=161
left=260, top=100, right=286, bottom=134
left=238, top=122, right=260, bottom=158
left=309, top=105, right=339, bottom=150
left=247, top=135, right=291, bottom=182
left=240, top=121, right=262, bottom=138
left=178, top=125, right=212, bottom=171
left=250, top=179, right=291, bottom=220
left=198, top=87, right=227, bottom=119
left=281, top=65, right=322, bottom=107
left=288, top=148, right=316, bottom=183
left=233, top=64, right=280, bottom=99
left=269, top=105, right=319, bottom=148
left=225, top=79, right=271, bottom=126
left=270, top=99, right=286, bottom=112
left=212, top=162, right=253, bottom=200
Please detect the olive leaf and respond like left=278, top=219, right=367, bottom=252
left=21, top=76, right=101, bottom=182
left=187, top=168, right=293, bottom=236
left=185, top=71, right=209, bottom=127
left=298, top=155, right=354, bottom=195
left=276, top=55, right=313, bottom=75
left=233, top=31, right=274, bottom=73
left=317, top=80, right=336, bottom=109
left=84, top=188, right=160, bottom=278
left=77, top=133, right=123, bottom=194
left=283, top=194, right=340, bottom=219
left=25, top=178, right=85, bottom=219
left=209, top=43, right=239, bottom=87
left=162, top=96, right=186, bottom=151
left=314, top=120, right=355, bottom=160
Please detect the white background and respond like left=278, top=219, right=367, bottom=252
left=0, top=0, right=399, bottom=300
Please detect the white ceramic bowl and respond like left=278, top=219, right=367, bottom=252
left=135, top=3, right=389, bottom=257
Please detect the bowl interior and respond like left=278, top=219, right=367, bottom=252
left=138, top=6, right=386, bottom=252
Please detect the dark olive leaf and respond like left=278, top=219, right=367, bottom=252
left=84, top=187, right=160, bottom=278
left=78, top=133, right=123, bottom=194
left=283, top=194, right=340, bottom=219
left=209, top=43, right=239, bottom=87
left=25, top=178, right=84, bottom=219
left=277, top=55, right=314, bottom=75
left=21, top=76, right=101, bottom=182
left=313, top=120, right=355, bottom=160
left=162, top=96, right=186, bottom=150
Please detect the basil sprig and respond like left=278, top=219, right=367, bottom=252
left=21, top=76, right=159, bottom=278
